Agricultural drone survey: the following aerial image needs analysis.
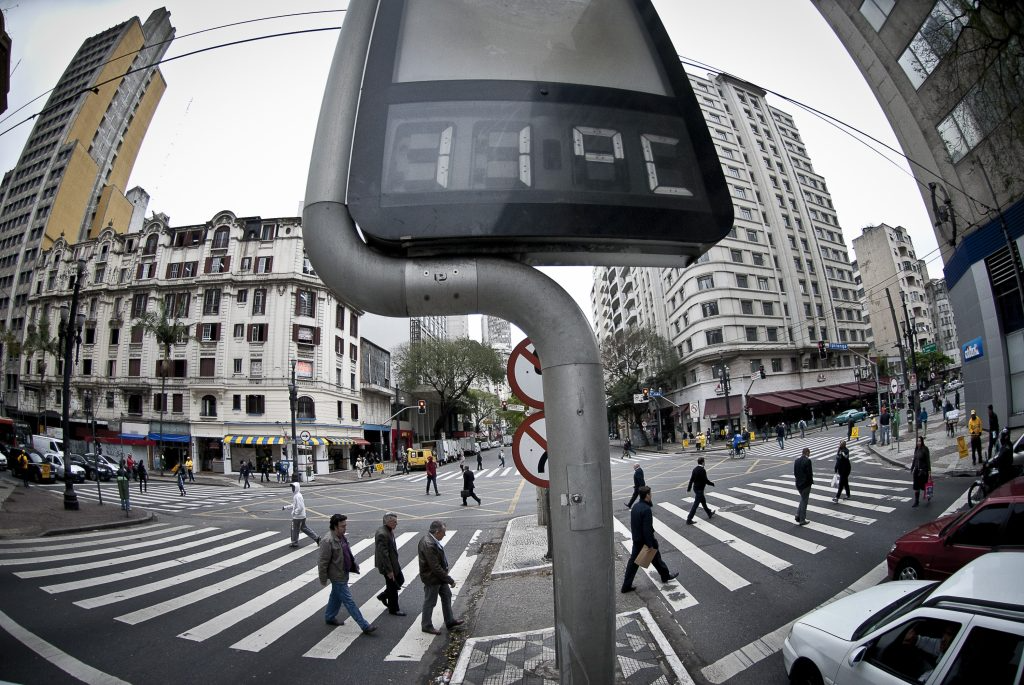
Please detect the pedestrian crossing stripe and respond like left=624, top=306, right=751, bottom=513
left=35, top=482, right=281, bottom=513
left=612, top=517, right=698, bottom=612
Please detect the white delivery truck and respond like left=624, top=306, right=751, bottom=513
left=32, top=434, right=64, bottom=456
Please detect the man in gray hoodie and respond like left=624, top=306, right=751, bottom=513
left=282, top=482, right=320, bottom=547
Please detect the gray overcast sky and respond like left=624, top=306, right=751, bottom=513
left=0, top=1, right=937, bottom=341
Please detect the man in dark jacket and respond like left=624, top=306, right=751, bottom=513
left=685, top=457, right=715, bottom=524
left=621, top=486, right=678, bottom=593
left=794, top=447, right=813, bottom=525
left=625, top=463, right=645, bottom=509
left=318, top=514, right=376, bottom=633
left=418, top=520, right=464, bottom=635
left=374, top=512, right=405, bottom=616
left=987, top=405, right=1000, bottom=460
left=460, top=465, right=480, bottom=506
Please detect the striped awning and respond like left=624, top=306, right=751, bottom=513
left=328, top=437, right=370, bottom=446
left=223, top=435, right=285, bottom=445
left=304, top=437, right=330, bottom=446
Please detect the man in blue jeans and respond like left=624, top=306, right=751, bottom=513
left=318, top=514, right=377, bottom=634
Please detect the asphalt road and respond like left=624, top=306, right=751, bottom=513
left=0, top=437, right=972, bottom=685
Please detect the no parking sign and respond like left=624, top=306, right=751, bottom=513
left=512, top=412, right=548, bottom=488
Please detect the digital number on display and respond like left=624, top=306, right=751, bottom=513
left=381, top=101, right=699, bottom=203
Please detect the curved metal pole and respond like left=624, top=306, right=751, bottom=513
left=304, top=2, right=614, bottom=680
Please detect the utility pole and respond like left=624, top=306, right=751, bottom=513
left=719, top=363, right=732, bottom=437
left=900, top=291, right=920, bottom=446
left=886, top=289, right=910, bottom=448
left=289, top=360, right=299, bottom=482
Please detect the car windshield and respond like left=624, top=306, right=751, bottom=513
left=852, top=583, right=938, bottom=640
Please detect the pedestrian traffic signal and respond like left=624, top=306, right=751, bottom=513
left=817, top=340, right=827, bottom=359
left=759, top=365, right=766, bottom=379
left=642, top=387, right=650, bottom=400
left=417, top=399, right=426, bottom=414
left=501, top=400, right=508, bottom=411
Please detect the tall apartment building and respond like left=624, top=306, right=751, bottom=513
left=446, top=315, right=470, bottom=339
left=592, top=72, right=873, bottom=437
left=0, top=9, right=174, bottom=340
left=482, top=316, right=512, bottom=349
left=853, top=223, right=936, bottom=378
left=813, top=1, right=1023, bottom=426
left=926, top=277, right=960, bottom=367
left=14, top=211, right=373, bottom=476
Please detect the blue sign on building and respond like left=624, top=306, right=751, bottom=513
left=962, top=336, right=984, bottom=362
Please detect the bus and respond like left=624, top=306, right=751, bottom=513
left=0, top=417, right=15, bottom=450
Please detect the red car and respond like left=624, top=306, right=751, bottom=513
left=887, top=477, right=1024, bottom=581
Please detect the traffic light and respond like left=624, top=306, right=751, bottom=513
left=501, top=400, right=508, bottom=411
left=417, top=399, right=426, bottom=414
left=642, top=387, right=650, bottom=400
left=817, top=340, right=827, bottom=359
left=759, top=365, right=766, bottom=379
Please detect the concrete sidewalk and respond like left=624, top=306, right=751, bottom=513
left=866, top=420, right=979, bottom=478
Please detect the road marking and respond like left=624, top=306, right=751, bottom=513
left=0, top=608, right=130, bottom=685
left=385, top=530, right=477, bottom=661
left=678, top=498, right=826, bottom=554
left=611, top=517, right=698, bottom=611
left=76, top=532, right=280, bottom=609
left=858, top=476, right=913, bottom=485
left=9, top=528, right=222, bottom=573
left=39, top=530, right=253, bottom=593
left=730, top=487, right=875, bottom=525
left=760, top=480, right=896, bottom=512
left=660, top=502, right=790, bottom=572
left=508, top=478, right=526, bottom=514
left=116, top=545, right=313, bottom=625
left=705, top=492, right=852, bottom=539
left=623, top=515, right=748, bottom=591
left=0, top=523, right=180, bottom=551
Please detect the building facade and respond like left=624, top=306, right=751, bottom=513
left=14, top=211, right=372, bottom=476
left=813, top=1, right=1023, bottom=426
left=592, top=72, right=875, bottom=439
left=0, top=9, right=174, bottom=340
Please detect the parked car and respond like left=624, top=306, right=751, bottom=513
left=45, top=453, right=86, bottom=483
left=783, top=552, right=1024, bottom=685
left=0, top=451, right=6, bottom=471
left=833, top=408, right=868, bottom=425
left=888, top=477, right=1024, bottom=582
left=69, top=453, right=113, bottom=481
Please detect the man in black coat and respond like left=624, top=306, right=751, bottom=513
left=794, top=447, right=813, bottom=525
left=460, top=465, right=480, bottom=506
left=685, top=457, right=715, bottom=524
left=374, top=512, right=406, bottom=616
left=625, top=463, right=645, bottom=509
left=621, top=486, right=678, bottom=593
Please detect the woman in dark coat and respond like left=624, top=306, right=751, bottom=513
left=911, top=436, right=931, bottom=507
left=832, top=440, right=852, bottom=502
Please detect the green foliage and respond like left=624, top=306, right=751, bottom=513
left=458, top=388, right=501, bottom=435
left=599, top=326, right=678, bottom=427
left=132, top=299, right=191, bottom=374
left=394, top=338, right=505, bottom=438
left=914, top=350, right=955, bottom=377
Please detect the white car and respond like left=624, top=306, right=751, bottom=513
left=44, top=453, right=86, bottom=483
left=783, top=552, right=1024, bottom=684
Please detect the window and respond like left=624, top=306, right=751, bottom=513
left=349, top=343, right=358, bottom=362
left=745, top=326, right=757, bottom=342
left=130, top=326, right=144, bottom=344
left=203, top=289, right=221, bottom=316
left=350, top=313, right=359, bottom=336
left=252, top=289, right=267, bottom=315
left=752, top=253, right=764, bottom=266
left=200, top=323, right=220, bottom=342
left=736, top=274, right=749, bottom=288
left=297, top=396, right=316, bottom=419
left=250, top=358, right=263, bottom=377
left=201, top=395, right=217, bottom=417
left=110, top=327, right=120, bottom=345
left=153, top=393, right=167, bottom=412
left=701, top=301, right=719, bottom=317
left=898, top=1, right=969, bottom=88
left=130, top=293, right=148, bottom=318
left=233, top=395, right=241, bottom=411
left=248, top=324, right=267, bottom=342
left=762, top=301, right=774, bottom=316
left=336, top=305, right=345, bottom=329
left=208, top=256, right=229, bottom=274
left=740, top=207, right=753, bottom=220
left=730, top=249, right=743, bottom=263
left=172, top=393, right=183, bottom=413
left=143, top=234, right=158, bottom=255
left=351, top=403, right=359, bottom=420
left=255, top=256, right=273, bottom=274
left=106, top=360, right=116, bottom=376
left=240, top=257, right=252, bottom=272
left=233, top=358, right=242, bottom=374
left=766, top=328, right=779, bottom=342
left=746, top=230, right=758, bottom=242
left=296, top=289, right=315, bottom=317
left=758, top=277, right=770, bottom=291
left=137, top=262, right=155, bottom=280
left=295, top=325, right=319, bottom=345
left=212, top=227, right=230, bottom=249
left=127, top=394, right=143, bottom=415
left=245, top=395, right=265, bottom=415
left=697, top=275, right=714, bottom=291
left=128, top=358, right=141, bottom=376
left=200, top=357, right=216, bottom=377
left=233, top=324, right=244, bottom=338
left=740, top=300, right=754, bottom=315
left=705, top=329, right=723, bottom=345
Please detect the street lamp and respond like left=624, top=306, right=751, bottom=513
left=58, top=257, right=86, bottom=511
left=288, top=359, right=299, bottom=482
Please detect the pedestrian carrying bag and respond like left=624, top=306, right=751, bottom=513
left=925, top=479, right=934, bottom=501
left=635, top=545, right=657, bottom=569
left=460, top=489, right=471, bottom=499
left=830, top=473, right=840, bottom=489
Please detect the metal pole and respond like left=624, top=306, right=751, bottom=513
left=886, top=289, right=911, bottom=449
left=900, top=292, right=920, bottom=445
left=60, top=260, right=84, bottom=511
left=289, top=359, right=299, bottom=482
left=303, top=4, right=615, bottom=677
left=89, top=396, right=102, bottom=505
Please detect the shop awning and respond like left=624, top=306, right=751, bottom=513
left=149, top=432, right=190, bottom=443
left=86, top=434, right=154, bottom=446
left=702, top=395, right=743, bottom=418
left=747, top=394, right=804, bottom=414
left=328, top=437, right=370, bottom=446
left=223, top=435, right=285, bottom=445
left=303, top=437, right=330, bottom=446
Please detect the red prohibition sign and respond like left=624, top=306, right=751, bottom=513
left=512, top=412, right=548, bottom=488
left=507, top=339, right=544, bottom=410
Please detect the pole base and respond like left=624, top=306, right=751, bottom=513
left=63, top=489, right=80, bottom=510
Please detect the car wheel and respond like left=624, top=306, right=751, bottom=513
left=968, top=482, right=985, bottom=508
left=790, top=661, right=824, bottom=685
left=895, top=559, right=922, bottom=581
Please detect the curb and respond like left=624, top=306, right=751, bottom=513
left=41, top=511, right=157, bottom=537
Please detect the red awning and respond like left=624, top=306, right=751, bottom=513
left=747, top=395, right=802, bottom=414
left=702, top=395, right=743, bottom=418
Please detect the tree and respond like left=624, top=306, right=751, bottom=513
left=20, top=314, right=62, bottom=432
left=394, top=338, right=505, bottom=438
left=599, top=327, right=678, bottom=433
left=459, top=389, right=501, bottom=436
left=914, top=350, right=955, bottom=379
left=133, top=299, right=190, bottom=470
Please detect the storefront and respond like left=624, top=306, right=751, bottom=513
left=222, top=435, right=286, bottom=475
left=326, top=436, right=369, bottom=471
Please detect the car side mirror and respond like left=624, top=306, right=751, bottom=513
left=849, top=644, right=869, bottom=666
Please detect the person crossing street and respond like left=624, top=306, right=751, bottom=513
left=832, top=440, right=852, bottom=502
left=318, top=514, right=376, bottom=634
left=460, top=465, right=481, bottom=506
left=625, top=463, right=645, bottom=509
left=418, top=520, right=464, bottom=635
left=794, top=447, right=813, bottom=525
left=374, top=512, right=406, bottom=617
left=620, top=486, right=678, bottom=593
left=425, top=454, right=440, bottom=496
left=282, top=483, right=321, bottom=547
left=685, top=457, right=715, bottom=524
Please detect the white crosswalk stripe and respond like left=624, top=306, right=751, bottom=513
left=0, top=523, right=482, bottom=666
left=36, top=482, right=282, bottom=513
